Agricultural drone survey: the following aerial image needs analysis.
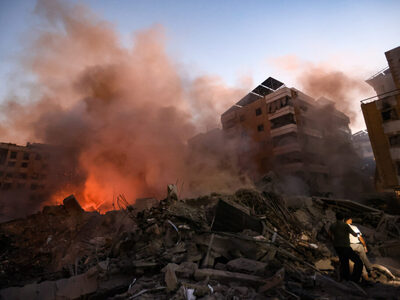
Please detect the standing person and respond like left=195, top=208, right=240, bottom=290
left=345, top=216, right=372, bottom=275
left=329, top=212, right=363, bottom=282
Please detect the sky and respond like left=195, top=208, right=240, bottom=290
left=0, top=0, right=399, bottom=130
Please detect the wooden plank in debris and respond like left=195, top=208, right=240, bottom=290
left=211, top=200, right=263, bottom=233
left=317, top=197, right=381, bottom=213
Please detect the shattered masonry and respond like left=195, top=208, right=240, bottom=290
left=0, top=189, right=399, bottom=299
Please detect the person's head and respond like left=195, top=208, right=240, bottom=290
left=336, top=211, right=344, bottom=221
left=345, top=216, right=352, bottom=224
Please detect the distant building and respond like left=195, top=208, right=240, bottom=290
left=352, top=130, right=374, bottom=160
left=221, top=77, right=360, bottom=196
left=0, top=141, right=82, bottom=220
left=0, top=142, right=48, bottom=195
left=361, top=46, right=400, bottom=194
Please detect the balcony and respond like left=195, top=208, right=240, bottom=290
left=268, top=106, right=295, bottom=120
left=273, top=142, right=301, bottom=155
left=383, top=120, right=400, bottom=134
left=390, top=148, right=400, bottom=160
left=270, top=124, right=298, bottom=137
left=302, top=127, right=323, bottom=138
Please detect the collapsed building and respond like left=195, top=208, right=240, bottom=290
left=361, top=46, right=400, bottom=196
left=0, top=189, right=399, bottom=299
left=220, top=77, right=366, bottom=197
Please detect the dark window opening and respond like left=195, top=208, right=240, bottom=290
left=0, top=171, right=3, bottom=177
left=23, top=152, right=30, bottom=160
left=255, top=108, right=262, bottom=116
left=10, top=151, right=17, bottom=159
left=0, top=149, right=8, bottom=165
left=381, top=108, right=398, bottom=122
left=2, top=182, right=12, bottom=190
left=5, top=173, right=13, bottom=179
left=8, top=161, right=16, bottom=167
left=270, top=113, right=296, bottom=129
left=30, top=183, right=38, bottom=190
left=389, top=134, right=400, bottom=147
left=35, top=154, right=41, bottom=160
left=17, top=183, right=26, bottom=188
left=19, top=173, right=27, bottom=179
left=257, top=124, right=264, bottom=132
left=239, top=115, right=245, bottom=122
left=31, top=173, right=39, bottom=179
left=21, top=162, right=28, bottom=168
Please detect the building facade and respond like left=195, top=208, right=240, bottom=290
left=362, top=46, right=400, bottom=193
left=221, top=77, right=355, bottom=195
left=0, top=142, right=48, bottom=194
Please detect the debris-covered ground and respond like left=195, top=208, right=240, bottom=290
left=1, top=188, right=400, bottom=299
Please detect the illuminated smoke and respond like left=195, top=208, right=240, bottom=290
left=0, top=0, right=250, bottom=213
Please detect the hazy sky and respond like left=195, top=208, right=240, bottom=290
left=1, top=0, right=399, bottom=124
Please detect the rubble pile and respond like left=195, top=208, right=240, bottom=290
left=0, top=189, right=400, bottom=299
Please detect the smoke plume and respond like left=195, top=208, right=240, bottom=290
left=272, top=54, right=373, bottom=129
left=0, top=0, right=250, bottom=214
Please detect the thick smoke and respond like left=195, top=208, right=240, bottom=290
left=272, top=54, right=373, bottom=129
left=271, top=55, right=375, bottom=198
left=0, top=0, right=251, bottom=213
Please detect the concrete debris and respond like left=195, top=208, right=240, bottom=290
left=0, top=188, right=399, bottom=299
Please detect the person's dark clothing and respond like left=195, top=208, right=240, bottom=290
left=330, top=220, right=358, bottom=247
left=334, top=246, right=363, bottom=282
left=330, top=221, right=363, bottom=282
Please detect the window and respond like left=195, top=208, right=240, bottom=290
left=35, top=154, right=41, bottom=160
left=19, top=173, right=27, bottom=179
left=7, top=161, right=16, bottom=167
left=255, top=108, right=262, bottom=116
left=17, top=183, right=26, bottom=188
left=5, top=173, right=13, bottom=179
left=10, top=151, right=17, bottom=159
left=0, top=149, right=8, bottom=165
left=257, top=124, right=264, bottom=132
left=381, top=107, right=398, bottom=122
left=30, top=183, right=38, bottom=190
left=21, top=162, right=28, bottom=168
left=389, top=134, right=400, bottom=147
left=23, top=152, right=30, bottom=160
left=0, top=171, right=3, bottom=177
left=2, top=182, right=12, bottom=190
left=31, top=173, right=39, bottom=179
left=239, top=115, right=245, bottom=122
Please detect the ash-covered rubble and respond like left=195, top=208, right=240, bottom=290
left=0, top=188, right=400, bottom=299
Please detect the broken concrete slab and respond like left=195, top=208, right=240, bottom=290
left=226, top=258, right=267, bottom=275
left=63, top=194, right=84, bottom=214
left=194, top=268, right=267, bottom=287
left=164, top=263, right=179, bottom=291
left=211, top=200, right=263, bottom=233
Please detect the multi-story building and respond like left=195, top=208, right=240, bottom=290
left=0, top=142, right=48, bottom=194
left=361, top=46, right=400, bottom=194
left=221, top=77, right=354, bottom=195
left=0, top=141, right=82, bottom=220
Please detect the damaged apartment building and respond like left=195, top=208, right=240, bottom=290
left=0, top=142, right=81, bottom=220
left=362, top=46, right=400, bottom=196
left=220, top=77, right=364, bottom=196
